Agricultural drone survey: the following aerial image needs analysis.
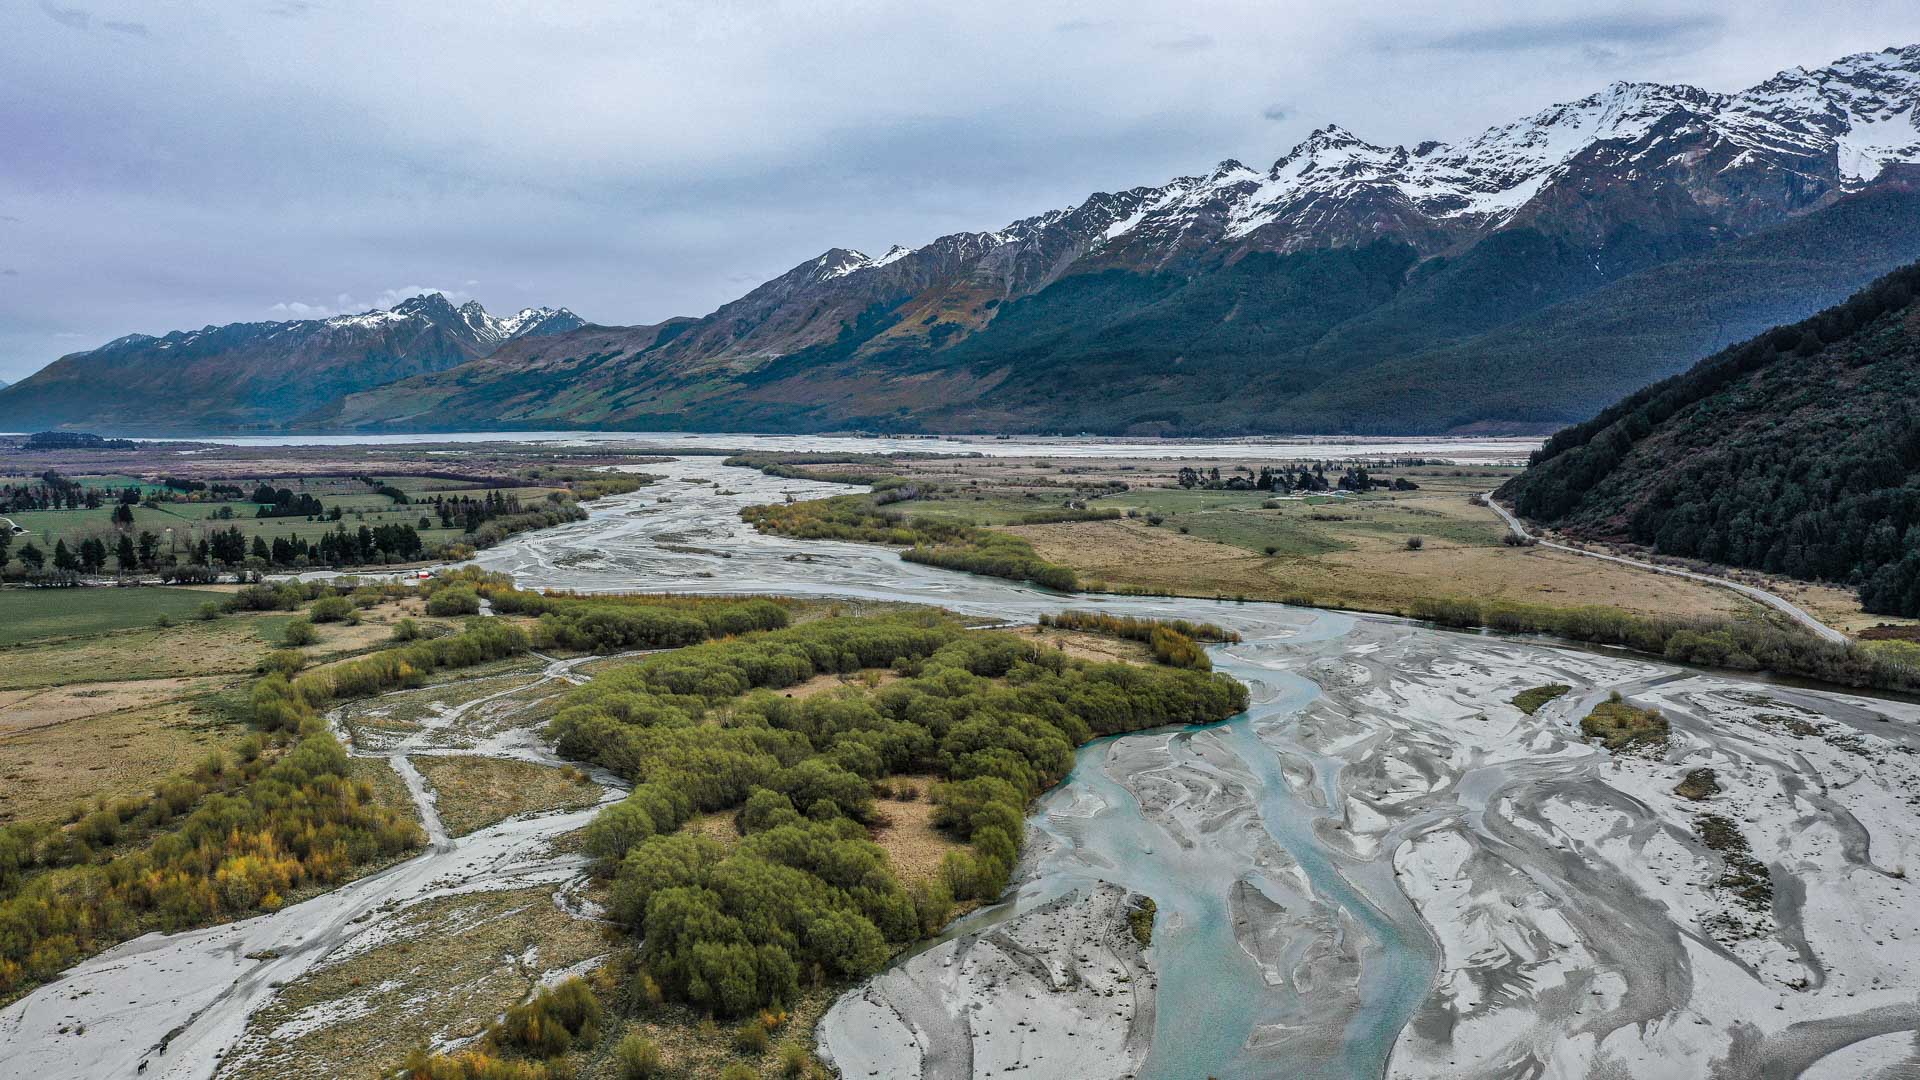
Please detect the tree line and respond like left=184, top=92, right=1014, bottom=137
left=1176, top=463, right=1418, bottom=493
left=1407, top=594, right=1920, bottom=693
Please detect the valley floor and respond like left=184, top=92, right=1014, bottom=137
left=8, top=443, right=1920, bottom=1080
left=818, top=615, right=1920, bottom=1079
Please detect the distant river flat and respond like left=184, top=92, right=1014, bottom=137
left=123, top=430, right=1542, bottom=464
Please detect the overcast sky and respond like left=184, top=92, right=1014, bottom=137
left=3, top=1, right=1918, bottom=382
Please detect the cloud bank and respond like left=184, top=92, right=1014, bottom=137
left=1, top=0, right=1915, bottom=381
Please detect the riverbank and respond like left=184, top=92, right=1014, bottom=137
left=470, top=453, right=1920, bottom=1078
left=8, top=447, right=1920, bottom=1079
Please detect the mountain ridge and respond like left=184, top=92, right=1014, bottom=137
left=322, top=43, right=1920, bottom=435
left=0, top=295, right=581, bottom=433
left=7, top=44, right=1920, bottom=435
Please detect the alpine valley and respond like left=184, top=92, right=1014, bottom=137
left=6, top=44, right=1920, bottom=436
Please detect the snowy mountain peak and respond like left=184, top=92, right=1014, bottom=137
left=775, top=44, right=1920, bottom=311
left=392, top=292, right=460, bottom=319
left=809, top=248, right=877, bottom=282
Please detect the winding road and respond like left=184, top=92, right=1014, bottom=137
left=1486, top=493, right=1849, bottom=644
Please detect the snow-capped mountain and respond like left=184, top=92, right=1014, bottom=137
left=325, top=44, right=1920, bottom=437
left=872, top=42, right=1920, bottom=269
left=13, top=45, right=1920, bottom=437
left=454, top=299, right=586, bottom=345
left=558, top=44, right=1920, bottom=384
left=0, top=293, right=583, bottom=433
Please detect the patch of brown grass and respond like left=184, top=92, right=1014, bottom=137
left=0, top=676, right=225, bottom=735
left=776, top=669, right=899, bottom=701
left=1008, top=624, right=1154, bottom=666
left=683, top=809, right=742, bottom=849
left=1014, top=517, right=1751, bottom=621
left=0, top=699, right=245, bottom=826
left=412, top=755, right=603, bottom=837
left=866, top=776, right=961, bottom=887
left=0, top=614, right=282, bottom=691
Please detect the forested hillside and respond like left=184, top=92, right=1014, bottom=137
left=1500, top=261, right=1920, bottom=615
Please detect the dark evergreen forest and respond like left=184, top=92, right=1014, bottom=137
left=1501, top=261, right=1920, bottom=616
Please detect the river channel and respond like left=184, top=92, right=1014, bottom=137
left=7, top=442, right=1920, bottom=1080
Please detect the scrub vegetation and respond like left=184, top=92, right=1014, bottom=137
left=1410, top=594, right=1920, bottom=693
left=0, top=569, right=810, bottom=1005
left=546, top=614, right=1247, bottom=1020
left=1580, top=692, right=1670, bottom=753
left=741, top=494, right=1079, bottom=591
left=1511, top=684, right=1572, bottom=715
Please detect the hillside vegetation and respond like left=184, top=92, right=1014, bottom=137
left=1501, top=261, right=1920, bottom=616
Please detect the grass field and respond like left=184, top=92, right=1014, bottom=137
left=987, top=466, right=1752, bottom=620
left=0, top=586, right=220, bottom=645
left=0, top=590, right=462, bottom=825
left=0, top=698, right=246, bottom=825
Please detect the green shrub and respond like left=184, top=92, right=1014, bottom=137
left=559, top=616, right=1247, bottom=1018
left=426, top=587, right=481, bottom=617
left=491, top=977, right=602, bottom=1058
left=776, top=1042, right=811, bottom=1077
left=1148, top=626, right=1210, bottom=670
left=309, top=595, right=355, bottom=623
left=734, top=1019, right=771, bottom=1054
left=1510, top=684, right=1571, bottom=715
left=259, top=649, right=306, bottom=676
left=1581, top=693, right=1669, bottom=752
left=282, top=618, right=319, bottom=646
left=615, top=1033, right=664, bottom=1079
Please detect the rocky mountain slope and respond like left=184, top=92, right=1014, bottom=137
left=1499, top=260, right=1920, bottom=615
left=12, top=44, right=1920, bottom=436
left=0, top=295, right=581, bottom=433
left=328, top=44, right=1920, bottom=435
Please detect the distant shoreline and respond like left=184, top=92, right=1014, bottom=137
left=5, top=429, right=1542, bottom=465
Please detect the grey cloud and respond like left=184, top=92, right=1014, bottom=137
left=1154, top=32, right=1214, bottom=52
left=1418, top=14, right=1726, bottom=55
left=37, top=3, right=150, bottom=38
left=0, top=0, right=1913, bottom=384
left=38, top=2, right=90, bottom=30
